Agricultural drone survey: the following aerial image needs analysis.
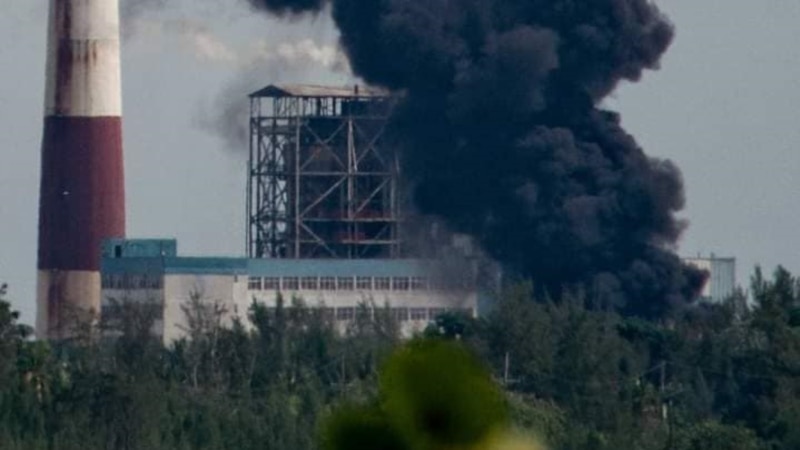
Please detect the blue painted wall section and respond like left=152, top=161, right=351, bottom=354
left=102, top=239, right=434, bottom=278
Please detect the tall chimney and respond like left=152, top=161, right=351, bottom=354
left=37, top=0, right=125, bottom=339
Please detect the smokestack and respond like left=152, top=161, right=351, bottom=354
left=37, top=0, right=125, bottom=339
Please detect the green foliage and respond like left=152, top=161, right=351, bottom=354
left=380, top=340, right=507, bottom=448
left=324, top=340, right=518, bottom=450
left=320, top=405, right=409, bottom=450
left=507, top=394, right=567, bottom=448
left=0, top=267, right=799, bottom=450
left=674, top=421, right=762, bottom=450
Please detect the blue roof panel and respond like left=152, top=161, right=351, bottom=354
left=163, top=257, right=248, bottom=275
left=103, top=256, right=434, bottom=277
left=100, top=239, right=438, bottom=278
left=102, top=257, right=166, bottom=274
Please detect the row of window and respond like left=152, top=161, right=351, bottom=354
left=102, top=274, right=163, bottom=290
left=248, top=276, right=438, bottom=292
left=265, top=306, right=473, bottom=322
left=101, top=274, right=469, bottom=292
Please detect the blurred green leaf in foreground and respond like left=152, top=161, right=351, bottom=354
left=321, top=339, right=546, bottom=450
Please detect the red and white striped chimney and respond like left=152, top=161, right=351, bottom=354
left=37, top=0, right=125, bottom=339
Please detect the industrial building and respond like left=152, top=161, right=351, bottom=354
left=32, top=0, right=467, bottom=341
left=32, top=1, right=729, bottom=343
left=100, top=239, right=479, bottom=343
left=97, top=84, right=482, bottom=343
left=682, top=255, right=737, bottom=303
left=247, top=84, right=400, bottom=259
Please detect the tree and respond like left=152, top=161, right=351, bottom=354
left=674, top=421, right=762, bottom=450
left=177, top=289, right=230, bottom=388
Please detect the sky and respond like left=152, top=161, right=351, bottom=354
left=1, top=0, right=799, bottom=325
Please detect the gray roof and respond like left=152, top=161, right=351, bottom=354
left=250, top=84, right=388, bottom=99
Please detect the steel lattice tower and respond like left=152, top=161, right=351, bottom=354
left=247, top=85, right=400, bottom=259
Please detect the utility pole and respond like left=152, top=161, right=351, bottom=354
left=660, top=361, right=668, bottom=422
left=503, top=352, right=510, bottom=386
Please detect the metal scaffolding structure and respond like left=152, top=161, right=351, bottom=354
left=247, top=84, right=401, bottom=259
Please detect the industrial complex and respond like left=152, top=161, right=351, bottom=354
left=34, top=0, right=482, bottom=341
left=34, top=0, right=735, bottom=342
left=97, top=82, right=484, bottom=342
left=100, top=238, right=480, bottom=343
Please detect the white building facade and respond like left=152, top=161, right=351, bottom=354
left=683, top=255, right=737, bottom=303
left=101, top=239, right=480, bottom=343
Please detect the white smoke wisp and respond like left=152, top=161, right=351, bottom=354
left=175, top=21, right=238, bottom=64
left=120, top=0, right=168, bottom=39
left=127, top=19, right=240, bottom=65
left=272, top=39, right=349, bottom=73
left=231, top=36, right=350, bottom=73
left=123, top=5, right=353, bottom=154
left=132, top=18, right=349, bottom=72
left=186, top=33, right=354, bottom=154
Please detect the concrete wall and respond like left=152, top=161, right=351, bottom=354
left=101, top=284, right=165, bottom=339
left=162, top=274, right=237, bottom=344
left=103, top=273, right=477, bottom=344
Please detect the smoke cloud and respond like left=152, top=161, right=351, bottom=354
left=119, top=0, right=350, bottom=152
left=120, top=0, right=167, bottom=21
left=247, top=0, right=705, bottom=317
left=120, top=0, right=168, bottom=37
left=193, top=36, right=351, bottom=151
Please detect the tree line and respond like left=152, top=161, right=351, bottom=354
left=0, top=266, right=798, bottom=449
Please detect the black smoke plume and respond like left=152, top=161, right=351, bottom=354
left=247, top=0, right=706, bottom=318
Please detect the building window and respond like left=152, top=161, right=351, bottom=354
left=101, top=274, right=162, bottom=290
left=428, top=308, right=446, bottom=319
left=301, top=276, right=319, bottom=290
left=374, top=277, right=391, bottom=290
left=336, top=307, right=355, bottom=321
left=283, top=277, right=299, bottom=290
left=392, top=307, right=409, bottom=322
left=337, top=277, right=354, bottom=290
left=263, top=277, right=280, bottom=290
left=392, top=277, right=410, bottom=291
left=321, top=307, right=335, bottom=321
left=320, top=276, right=336, bottom=290
left=410, top=308, right=427, bottom=321
left=248, top=276, right=262, bottom=290
left=411, top=277, right=428, bottom=291
left=356, top=277, right=372, bottom=290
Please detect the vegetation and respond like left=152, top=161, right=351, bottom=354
left=0, top=267, right=798, bottom=449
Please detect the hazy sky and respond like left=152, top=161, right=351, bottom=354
left=1, top=0, right=799, bottom=325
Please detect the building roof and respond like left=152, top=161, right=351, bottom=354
left=100, top=238, right=486, bottom=287
left=101, top=239, right=436, bottom=277
left=103, top=256, right=437, bottom=278
left=249, top=84, right=388, bottom=99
